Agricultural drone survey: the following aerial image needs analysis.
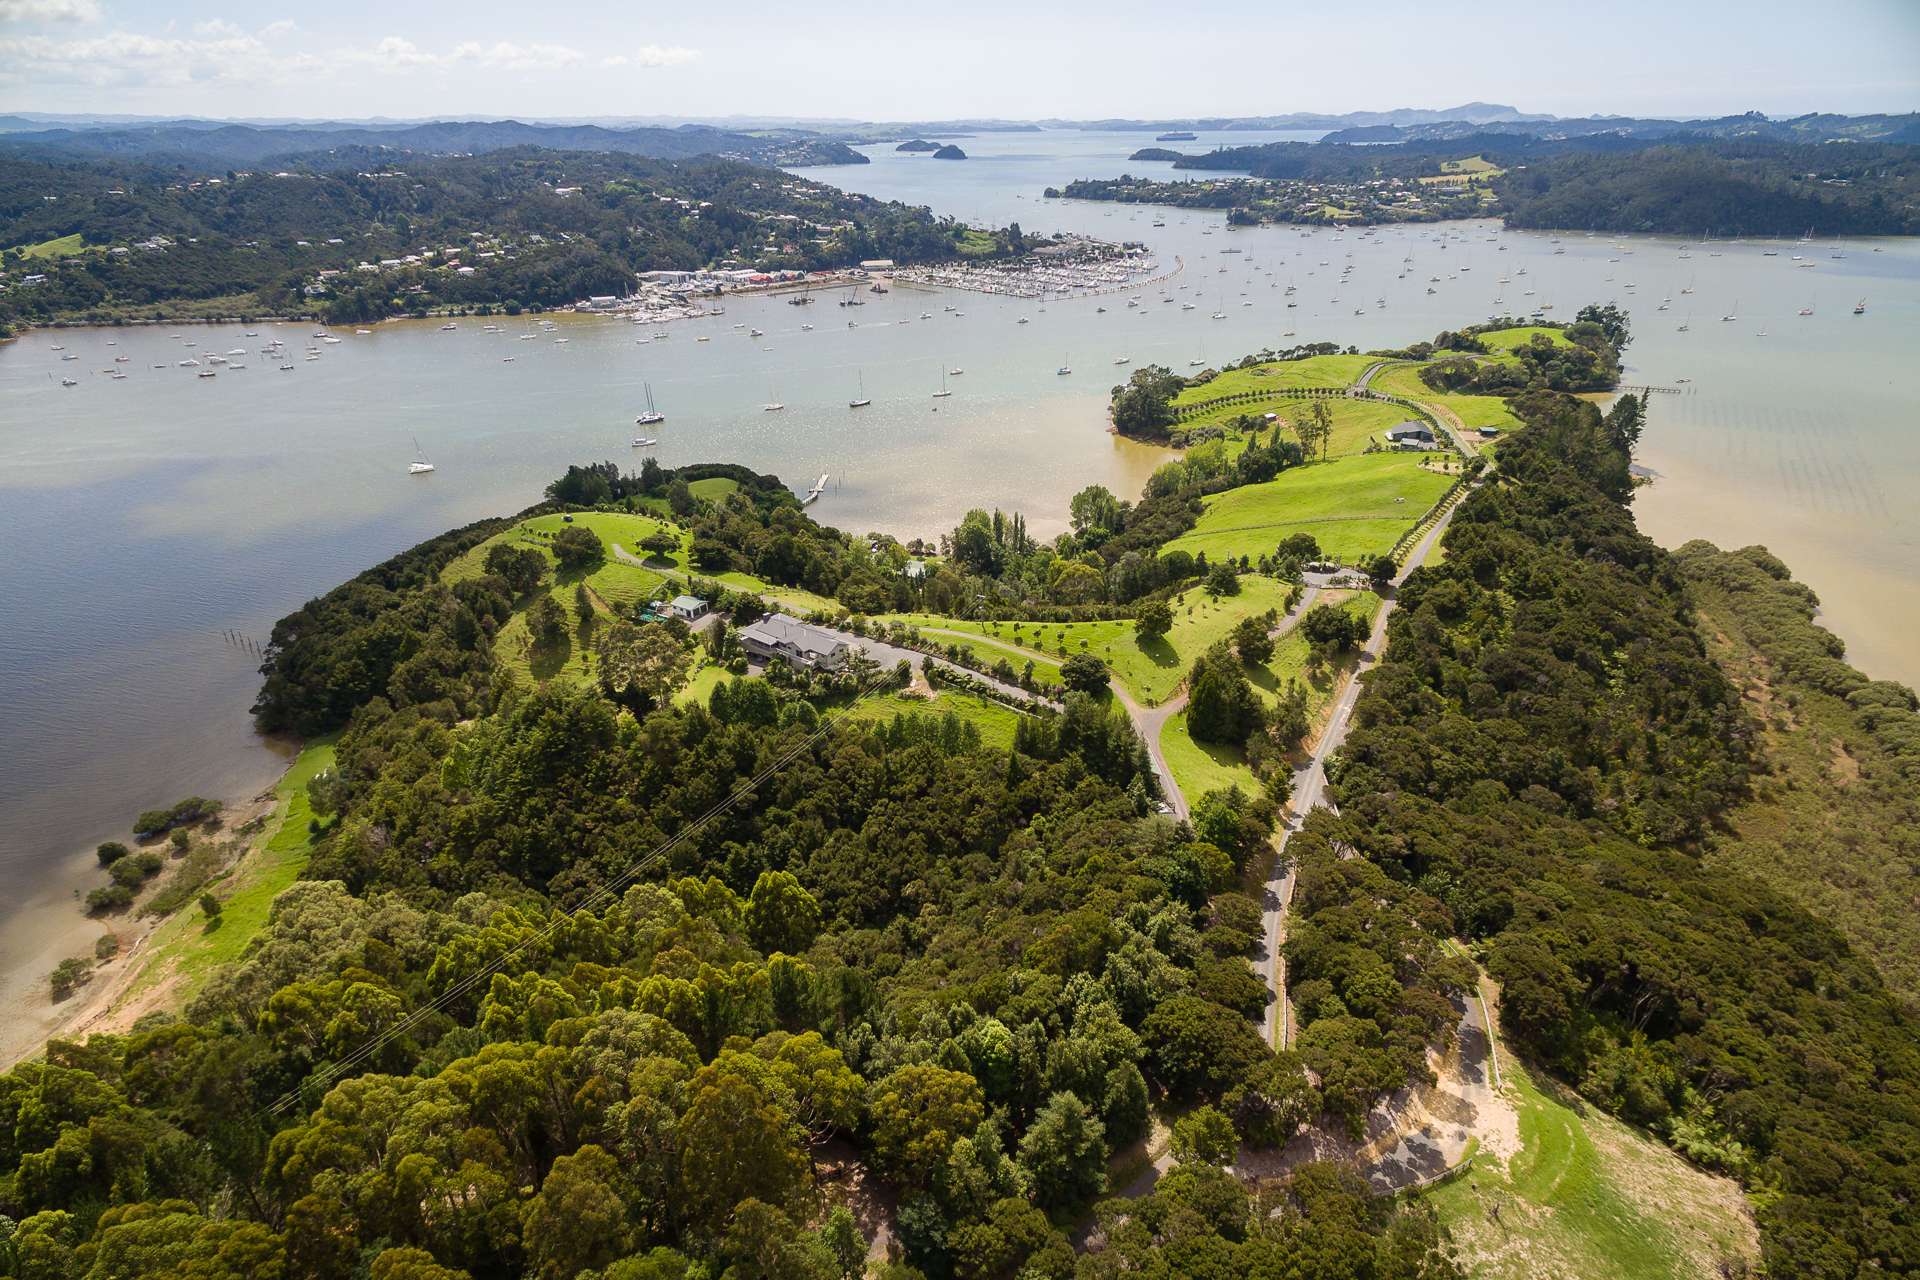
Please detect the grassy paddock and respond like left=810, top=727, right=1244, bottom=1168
left=835, top=688, right=1026, bottom=750
left=885, top=576, right=1298, bottom=707
left=125, top=738, right=338, bottom=1004
left=1477, top=324, right=1574, bottom=353
left=687, top=477, right=739, bottom=503
left=1160, top=710, right=1261, bottom=801
left=1419, top=1058, right=1757, bottom=1280
left=1174, top=353, right=1379, bottom=405
left=1163, top=454, right=1455, bottom=565
left=1368, top=363, right=1524, bottom=434
left=1187, top=397, right=1424, bottom=459
left=20, top=233, right=89, bottom=259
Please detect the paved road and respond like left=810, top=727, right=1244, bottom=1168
left=1261, top=482, right=1470, bottom=1050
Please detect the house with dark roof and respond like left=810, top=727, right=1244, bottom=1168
left=738, top=614, right=850, bottom=671
left=1385, top=422, right=1438, bottom=449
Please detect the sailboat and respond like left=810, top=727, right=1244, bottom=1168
left=1056, top=356, right=1072, bottom=376
left=635, top=382, right=665, bottom=426
left=849, top=371, right=871, bottom=408
left=1853, top=299, right=1867, bottom=314
left=1720, top=300, right=1739, bottom=322
left=1677, top=313, right=1691, bottom=332
left=763, top=384, right=784, bottom=411
left=408, top=438, right=435, bottom=474
left=1798, top=298, right=1815, bottom=317
left=932, top=367, right=952, bottom=399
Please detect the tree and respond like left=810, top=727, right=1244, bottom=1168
left=1142, top=995, right=1270, bottom=1099
left=1604, top=391, right=1645, bottom=453
left=1365, top=555, right=1398, bottom=590
left=198, top=892, right=222, bottom=920
left=1309, top=399, right=1334, bottom=460
left=1576, top=301, right=1632, bottom=350
left=551, top=524, right=605, bottom=571
left=667, top=477, right=695, bottom=517
left=1225, top=1051, right=1321, bottom=1148
left=528, top=594, right=568, bottom=646
left=1231, top=614, right=1274, bottom=665
left=1017, top=1091, right=1108, bottom=1209
left=1069, top=485, right=1123, bottom=545
left=745, top=871, right=822, bottom=956
left=1109, top=364, right=1183, bottom=439
left=868, top=1065, right=985, bottom=1187
left=49, top=957, right=91, bottom=1000
left=1204, top=562, right=1240, bottom=597
left=523, top=1144, right=631, bottom=1279
left=95, top=840, right=130, bottom=868
left=1134, top=598, right=1172, bottom=642
left=640, top=530, right=680, bottom=559
left=595, top=620, right=691, bottom=710
left=1170, top=1104, right=1238, bottom=1166
left=484, top=543, right=546, bottom=595
left=1186, top=642, right=1264, bottom=746
left=1060, top=653, right=1110, bottom=695
left=1299, top=604, right=1367, bottom=661
left=679, top=1072, right=811, bottom=1234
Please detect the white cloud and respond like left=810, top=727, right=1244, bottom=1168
left=448, top=40, right=586, bottom=72
left=0, top=0, right=100, bottom=22
left=602, top=44, right=699, bottom=69
left=0, top=27, right=312, bottom=88
left=0, top=24, right=700, bottom=92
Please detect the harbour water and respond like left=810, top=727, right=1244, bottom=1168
left=2, top=127, right=1916, bottom=941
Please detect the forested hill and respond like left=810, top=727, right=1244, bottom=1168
left=1491, top=141, right=1920, bottom=236
left=1325, top=391, right=1920, bottom=1276
left=0, top=118, right=867, bottom=169
left=1150, top=135, right=1920, bottom=235
left=0, top=149, right=1018, bottom=327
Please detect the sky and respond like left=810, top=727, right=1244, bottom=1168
left=1, top=0, right=1916, bottom=123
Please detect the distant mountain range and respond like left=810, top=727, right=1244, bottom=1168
left=1317, top=110, right=1920, bottom=145
left=0, top=118, right=867, bottom=168
left=1, top=108, right=1911, bottom=173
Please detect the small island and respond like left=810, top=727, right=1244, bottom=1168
left=932, top=144, right=968, bottom=160
left=895, top=139, right=941, bottom=152
left=1128, top=147, right=1188, bottom=162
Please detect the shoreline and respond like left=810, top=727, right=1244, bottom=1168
left=0, top=733, right=299, bottom=1069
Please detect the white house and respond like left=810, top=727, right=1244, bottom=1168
left=668, top=594, right=710, bottom=622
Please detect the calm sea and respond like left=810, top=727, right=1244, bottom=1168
left=1, top=127, right=1915, bottom=933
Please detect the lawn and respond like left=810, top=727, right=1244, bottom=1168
left=20, top=233, right=88, bottom=259
left=678, top=662, right=733, bottom=707
left=836, top=688, right=1026, bottom=750
left=714, top=572, right=840, bottom=616
left=1478, top=324, right=1574, bottom=354
left=124, top=738, right=337, bottom=1005
left=1163, top=454, right=1456, bottom=565
left=1157, top=591, right=1380, bottom=803
left=1160, top=710, right=1261, bottom=802
left=1360, top=362, right=1524, bottom=436
left=875, top=616, right=1067, bottom=688
left=1174, top=353, right=1380, bottom=405
left=1186, top=397, right=1423, bottom=458
left=688, top=477, right=739, bottom=503
left=443, top=510, right=690, bottom=584
left=1420, top=1058, right=1757, bottom=1280
left=1251, top=592, right=1379, bottom=712
left=885, top=577, right=1296, bottom=707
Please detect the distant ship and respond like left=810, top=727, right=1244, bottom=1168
left=1155, top=131, right=1198, bottom=142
